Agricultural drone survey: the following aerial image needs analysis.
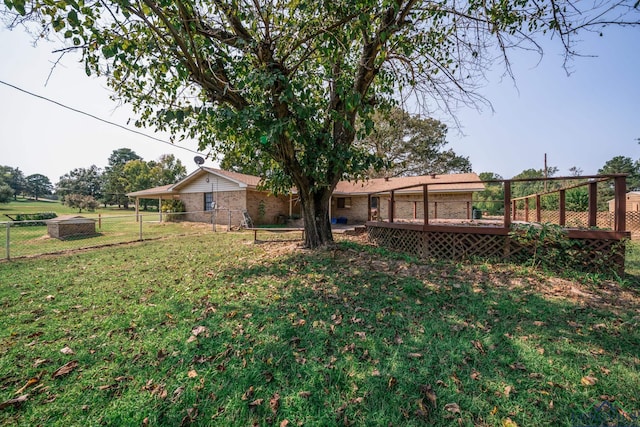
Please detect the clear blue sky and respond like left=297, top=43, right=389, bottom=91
left=1, top=23, right=639, bottom=184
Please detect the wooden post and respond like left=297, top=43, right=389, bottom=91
left=5, top=222, right=10, bottom=261
left=512, top=200, right=517, bottom=221
left=559, top=189, right=566, bottom=226
left=504, top=181, right=511, bottom=229
left=135, top=198, right=140, bottom=222
left=423, top=184, right=429, bottom=225
left=466, top=201, right=471, bottom=220
left=390, top=191, right=395, bottom=223
left=98, top=213, right=102, bottom=229
left=614, top=175, right=627, bottom=232
left=434, top=201, right=438, bottom=219
left=524, top=197, right=529, bottom=222
left=535, top=195, right=541, bottom=222
left=367, top=195, right=371, bottom=221
left=158, top=197, right=162, bottom=222
left=413, top=201, right=417, bottom=219
left=588, top=182, right=597, bottom=227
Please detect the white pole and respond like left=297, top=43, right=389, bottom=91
left=5, top=222, right=10, bottom=261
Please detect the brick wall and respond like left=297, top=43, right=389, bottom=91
left=48, top=222, right=96, bottom=239
left=246, top=190, right=295, bottom=225
left=333, top=192, right=474, bottom=223
left=180, top=190, right=247, bottom=225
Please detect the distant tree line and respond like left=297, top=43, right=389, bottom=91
left=0, top=149, right=187, bottom=211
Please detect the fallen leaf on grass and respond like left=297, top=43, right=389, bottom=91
left=187, top=370, right=198, bottom=378
left=60, top=346, right=75, bottom=355
left=504, top=385, right=513, bottom=398
left=394, top=332, right=403, bottom=345
left=444, top=402, right=461, bottom=414
left=248, top=398, right=264, bottom=408
left=388, top=377, right=397, bottom=389
left=33, top=358, right=49, bottom=368
left=280, top=420, right=289, bottom=427
left=15, top=375, right=41, bottom=395
left=600, top=367, right=611, bottom=375
left=415, top=399, right=431, bottom=419
left=52, top=360, right=78, bottom=378
left=471, top=340, right=485, bottom=354
left=241, top=386, right=255, bottom=401
left=270, top=393, right=280, bottom=414
left=298, top=391, right=311, bottom=398
left=407, top=352, right=423, bottom=359
left=420, top=384, right=437, bottom=407
left=0, top=394, right=28, bottom=410
left=191, top=326, right=209, bottom=337
left=354, top=331, right=366, bottom=340
left=502, top=417, right=518, bottom=427
left=470, top=370, right=481, bottom=380
left=581, top=376, right=597, bottom=386
left=172, top=386, right=185, bottom=402
left=509, top=362, right=526, bottom=371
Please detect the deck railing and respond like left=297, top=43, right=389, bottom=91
left=366, top=174, right=629, bottom=234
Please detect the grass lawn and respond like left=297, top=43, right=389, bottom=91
left=0, top=197, right=143, bottom=218
left=1, top=233, right=640, bottom=426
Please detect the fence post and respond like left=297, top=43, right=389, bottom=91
left=614, top=175, right=627, bottom=232
left=535, top=195, right=541, bottom=222
left=139, top=215, right=143, bottom=241
left=98, top=213, right=102, bottom=229
left=588, top=182, right=597, bottom=227
left=503, top=180, right=511, bottom=230
left=389, top=191, right=395, bottom=223
left=559, top=189, right=566, bottom=226
left=423, top=184, right=429, bottom=225
left=5, top=222, right=10, bottom=261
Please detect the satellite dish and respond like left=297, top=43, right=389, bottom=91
left=194, top=156, right=205, bottom=165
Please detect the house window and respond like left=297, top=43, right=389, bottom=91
left=204, top=192, right=214, bottom=211
left=337, top=197, right=351, bottom=209
left=370, top=197, right=379, bottom=209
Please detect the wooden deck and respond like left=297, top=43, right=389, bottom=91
left=363, top=174, right=631, bottom=276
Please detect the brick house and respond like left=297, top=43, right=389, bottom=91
left=331, top=173, right=484, bottom=223
left=608, top=191, right=640, bottom=212
left=128, top=169, right=484, bottom=227
left=127, top=168, right=300, bottom=226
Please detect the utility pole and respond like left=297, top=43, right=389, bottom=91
left=544, top=153, right=548, bottom=192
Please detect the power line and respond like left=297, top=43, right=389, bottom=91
left=0, top=79, right=207, bottom=157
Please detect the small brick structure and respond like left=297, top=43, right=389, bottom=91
left=46, top=215, right=97, bottom=240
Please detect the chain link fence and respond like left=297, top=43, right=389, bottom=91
left=1, top=212, right=215, bottom=260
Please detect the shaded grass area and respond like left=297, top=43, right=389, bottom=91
left=1, top=234, right=639, bottom=426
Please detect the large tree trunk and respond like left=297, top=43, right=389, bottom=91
left=298, top=185, right=334, bottom=248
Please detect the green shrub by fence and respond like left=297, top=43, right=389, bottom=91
left=5, top=212, right=58, bottom=226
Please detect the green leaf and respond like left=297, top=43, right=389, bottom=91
left=12, top=0, right=26, bottom=15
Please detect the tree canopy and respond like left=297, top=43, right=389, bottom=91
left=25, top=174, right=53, bottom=200
left=4, top=0, right=639, bottom=246
left=0, top=166, right=26, bottom=200
left=356, top=108, right=471, bottom=178
left=56, top=165, right=103, bottom=200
